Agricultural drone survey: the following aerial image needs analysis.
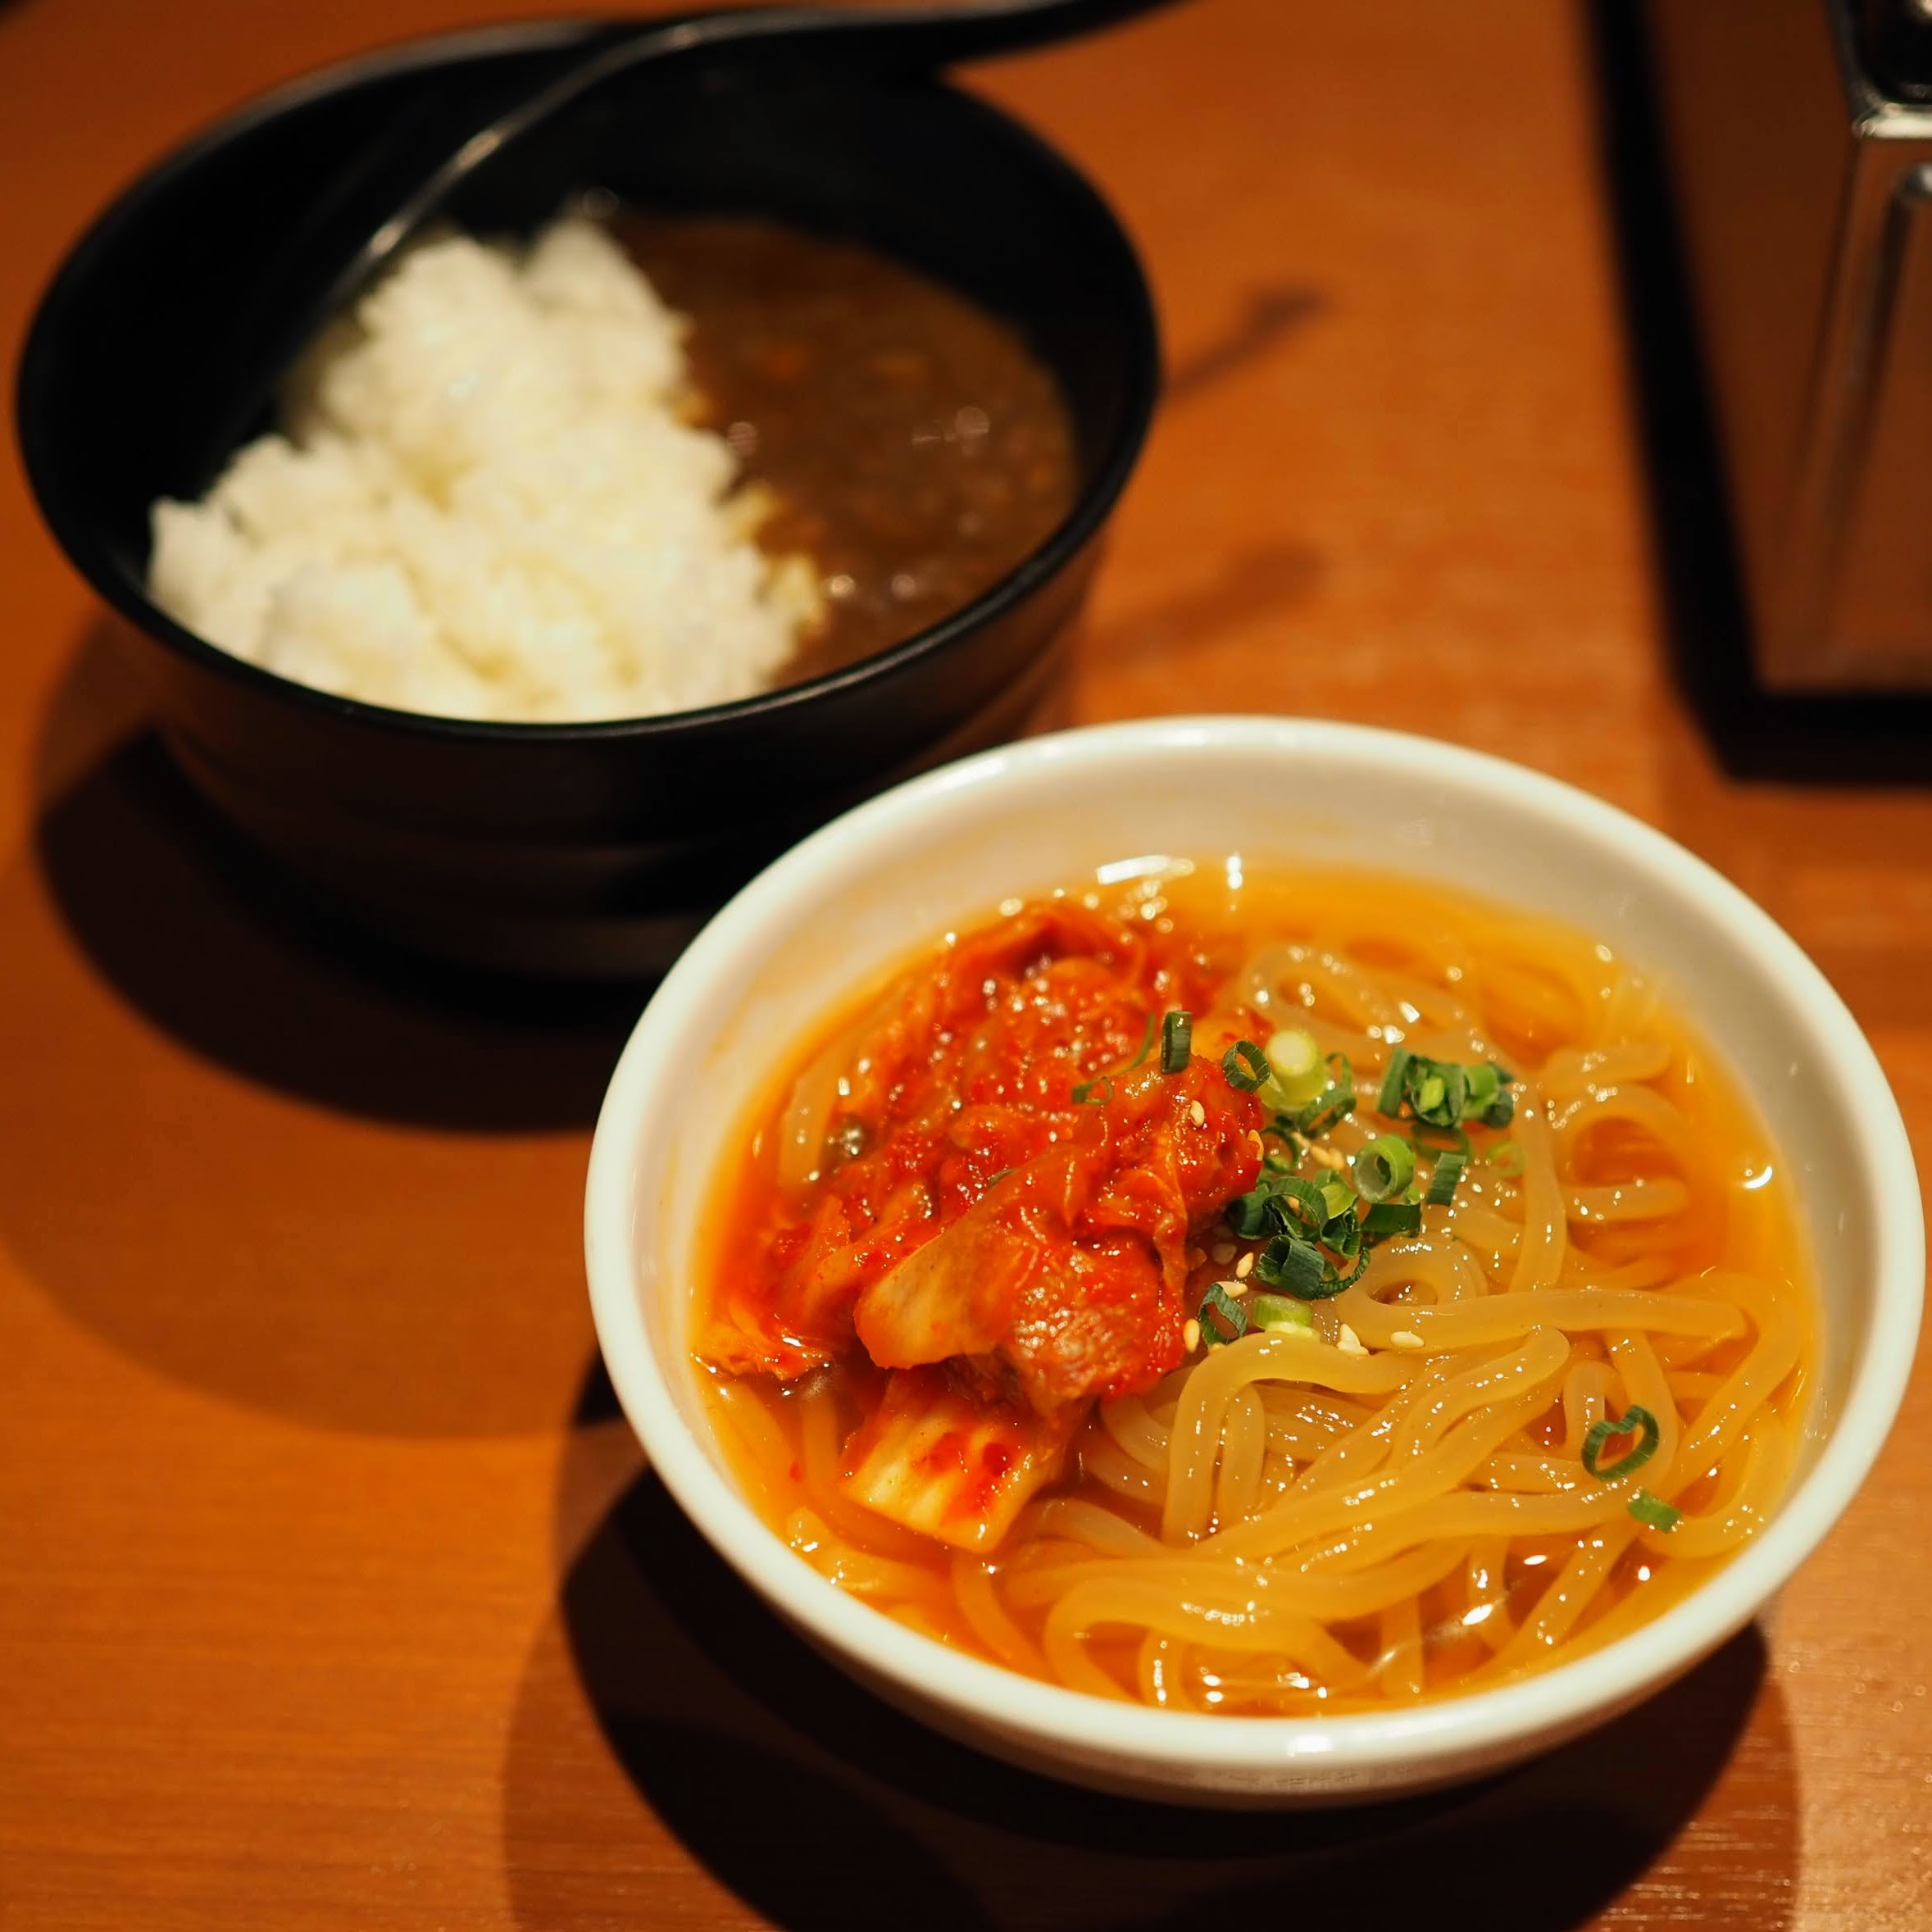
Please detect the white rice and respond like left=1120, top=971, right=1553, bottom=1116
left=148, top=217, right=818, bottom=723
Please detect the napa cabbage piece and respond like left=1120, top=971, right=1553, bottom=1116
left=839, top=1369, right=1079, bottom=1552
left=852, top=1192, right=1035, bottom=1369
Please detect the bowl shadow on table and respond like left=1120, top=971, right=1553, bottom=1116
left=502, top=1372, right=1799, bottom=1932
left=1587, top=0, right=1932, bottom=780
left=0, top=625, right=643, bottom=1435
left=25, top=622, right=648, bottom=1134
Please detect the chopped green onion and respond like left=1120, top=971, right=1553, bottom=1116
left=1582, top=1406, right=1661, bottom=1481
left=1323, top=1210, right=1363, bottom=1261
left=1413, top=1066, right=1466, bottom=1127
left=1628, top=1489, right=1680, bottom=1531
left=1225, top=1169, right=1346, bottom=1241
left=1270, top=1175, right=1330, bottom=1231
left=1361, top=1200, right=1423, bottom=1240
left=1375, top=1046, right=1414, bottom=1117
left=1379, top=1051, right=1517, bottom=1131
left=1072, top=1011, right=1157, bottom=1103
left=1255, top=1233, right=1331, bottom=1299
left=1160, top=1010, right=1193, bottom=1074
left=1489, top=1139, right=1525, bottom=1179
left=1227, top=1150, right=1383, bottom=1298
left=1197, top=1280, right=1248, bottom=1348
left=1312, top=1172, right=1355, bottom=1221
left=1352, top=1133, right=1416, bottom=1203
left=1293, top=1054, right=1357, bottom=1137
left=1222, top=1040, right=1270, bottom=1092
left=1225, top=1189, right=1275, bottom=1239
left=1469, top=1062, right=1517, bottom=1128
left=1425, top=1149, right=1469, bottom=1206
left=1248, top=1293, right=1315, bottom=1334
left=985, top=1167, right=1014, bottom=1187
left=1261, top=1027, right=1325, bottom=1108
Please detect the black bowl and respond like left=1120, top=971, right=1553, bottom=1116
left=18, top=17, right=1157, bottom=976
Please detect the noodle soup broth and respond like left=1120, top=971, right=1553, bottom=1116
left=694, top=863, right=1816, bottom=1716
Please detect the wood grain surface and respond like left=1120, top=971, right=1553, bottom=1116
left=2, top=2, right=1928, bottom=1926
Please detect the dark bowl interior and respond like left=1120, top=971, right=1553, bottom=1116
left=18, top=17, right=1157, bottom=975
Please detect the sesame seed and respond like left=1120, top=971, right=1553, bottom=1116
left=1390, top=1330, right=1425, bottom=1349
left=1248, top=1130, right=1264, bottom=1152
left=1189, top=1100, right=1207, bottom=1127
left=1337, top=1324, right=1367, bottom=1357
left=1234, top=1252, right=1255, bottom=1280
left=1218, top=1277, right=1249, bottom=1298
left=1211, top=1242, right=1235, bottom=1265
left=1183, top=1318, right=1202, bottom=1352
left=1186, top=1247, right=1205, bottom=1270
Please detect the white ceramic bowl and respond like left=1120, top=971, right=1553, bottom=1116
left=584, top=716, right=1922, bottom=1805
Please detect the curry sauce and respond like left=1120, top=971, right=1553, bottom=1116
left=616, top=213, right=1078, bottom=681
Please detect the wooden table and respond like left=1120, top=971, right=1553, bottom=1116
left=3, top=2, right=1928, bottom=1925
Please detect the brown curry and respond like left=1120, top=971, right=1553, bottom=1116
left=616, top=213, right=1078, bottom=682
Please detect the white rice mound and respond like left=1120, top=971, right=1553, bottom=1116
left=148, top=217, right=819, bottom=723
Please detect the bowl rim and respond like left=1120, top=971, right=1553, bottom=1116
left=584, top=715, right=1925, bottom=1778
left=15, top=15, right=1158, bottom=746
